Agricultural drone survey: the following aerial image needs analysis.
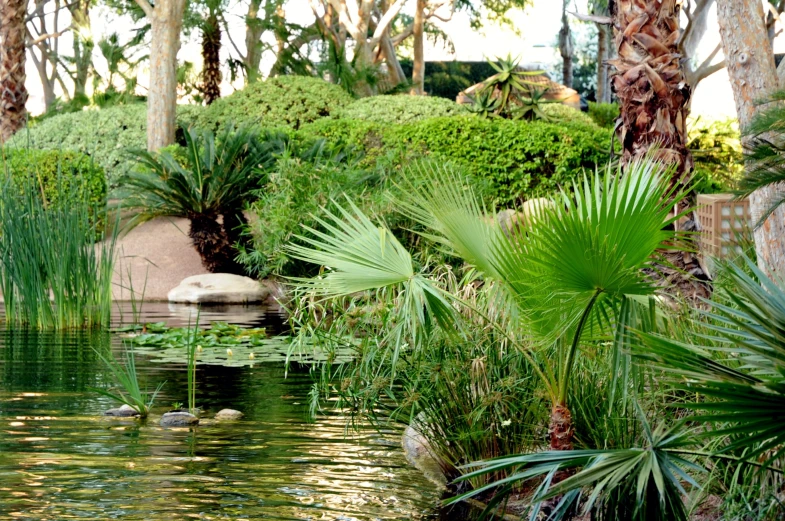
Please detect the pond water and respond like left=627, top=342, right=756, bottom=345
left=0, top=303, right=467, bottom=520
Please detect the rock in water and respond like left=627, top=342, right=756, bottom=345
left=160, top=411, right=199, bottom=427
left=402, top=418, right=447, bottom=487
left=214, top=409, right=244, bottom=421
left=105, top=404, right=141, bottom=417
left=167, top=274, right=270, bottom=304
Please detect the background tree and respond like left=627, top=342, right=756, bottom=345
left=0, top=0, right=28, bottom=142
left=608, top=0, right=692, bottom=186
left=132, top=0, right=187, bottom=150
left=201, top=2, right=222, bottom=104
left=410, top=0, right=425, bottom=94
left=558, top=0, right=573, bottom=89
left=716, top=1, right=785, bottom=276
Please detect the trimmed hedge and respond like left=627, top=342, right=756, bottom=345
left=8, top=104, right=203, bottom=186
left=2, top=149, right=107, bottom=214
left=300, top=115, right=613, bottom=206
left=196, top=76, right=352, bottom=132
left=336, top=95, right=468, bottom=124
left=588, top=102, right=619, bottom=129
left=541, top=104, right=597, bottom=127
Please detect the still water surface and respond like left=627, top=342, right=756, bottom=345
left=0, top=303, right=458, bottom=520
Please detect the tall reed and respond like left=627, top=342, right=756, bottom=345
left=0, top=166, right=117, bottom=329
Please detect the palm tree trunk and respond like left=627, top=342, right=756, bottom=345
left=0, top=0, right=28, bottom=143
left=609, top=0, right=693, bottom=187
left=188, top=214, right=243, bottom=274
left=559, top=0, right=574, bottom=89
left=549, top=404, right=574, bottom=451
left=201, top=11, right=222, bottom=105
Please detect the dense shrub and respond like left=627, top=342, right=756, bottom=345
left=587, top=101, right=619, bottom=128
left=336, top=95, right=468, bottom=124
left=541, top=103, right=597, bottom=127
left=7, top=104, right=203, bottom=186
left=2, top=149, right=107, bottom=209
left=301, top=115, right=613, bottom=206
left=197, top=76, right=352, bottom=132
left=688, top=118, right=743, bottom=193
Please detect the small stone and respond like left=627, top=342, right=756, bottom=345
left=160, top=411, right=199, bottom=427
left=214, top=409, right=244, bottom=421
left=105, top=404, right=141, bottom=417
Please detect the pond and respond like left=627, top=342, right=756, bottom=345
left=0, top=303, right=469, bottom=520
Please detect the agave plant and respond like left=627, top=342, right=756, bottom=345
left=118, top=125, right=277, bottom=273
left=471, top=55, right=550, bottom=119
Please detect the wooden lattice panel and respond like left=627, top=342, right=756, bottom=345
left=696, top=194, right=751, bottom=258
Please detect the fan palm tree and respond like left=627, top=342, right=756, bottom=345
left=288, top=157, right=685, bottom=454
left=0, top=0, right=28, bottom=142
left=119, top=125, right=278, bottom=273
left=201, top=5, right=222, bottom=105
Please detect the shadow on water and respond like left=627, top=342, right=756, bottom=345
left=0, top=302, right=476, bottom=520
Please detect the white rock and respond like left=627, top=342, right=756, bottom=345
left=214, top=409, right=244, bottom=421
left=105, top=404, right=141, bottom=417
left=160, top=411, right=200, bottom=427
left=401, top=416, right=447, bottom=487
left=168, top=274, right=270, bottom=304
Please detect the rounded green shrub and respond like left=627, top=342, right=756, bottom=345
left=197, top=76, right=352, bottom=132
left=300, top=115, right=613, bottom=206
left=7, top=104, right=203, bottom=186
left=2, top=148, right=107, bottom=211
left=541, top=103, right=597, bottom=127
left=587, top=102, right=620, bottom=129
left=336, top=95, right=468, bottom=124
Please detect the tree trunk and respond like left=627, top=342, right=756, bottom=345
left=69, top=0, right=93, bottom=99
left=201, top=11, right=222, bottom=105
left=243, top=0, right=264, bottom=82
left=381, top=34, right=406, bottom=86
left=189, top=214, right=244, bottom=274
left=410, top=0, right=425, bottom=95
left=717, top=0, right=785, bottom=277
left=0, top=0, right=28, bottom=143
left=559, top=0, right=573, bottom=89
left=596, top=23, right=609, bottom=103
left=146, top=0, right=186, bottom=151
left=609, top=0, right=693, bottom=187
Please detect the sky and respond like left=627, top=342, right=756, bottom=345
left=24, top=0, right=746, bottom=120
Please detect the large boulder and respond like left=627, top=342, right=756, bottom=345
left=168, top=274, right=270, bottom=304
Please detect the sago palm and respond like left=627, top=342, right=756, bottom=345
left=119, top=125, right=277, bottom=273
left=288, top=157, right=684, bottom=453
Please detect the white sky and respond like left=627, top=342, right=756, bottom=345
left=24, top=0, right=749, bottom=120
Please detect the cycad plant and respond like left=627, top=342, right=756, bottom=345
left=118, top=125, right=276, bottom=273
left=289, top=157, right=684, bottom=450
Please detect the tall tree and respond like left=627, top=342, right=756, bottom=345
left=0, top=0, right=28, bottom=142
left=559, top=0, right=573, bottom=88
left=608, top=0, right=692, bottom=187
left=410, top=0, right=425, bottom=94
left=716, top=1, right=785, bottom=276
left=133, top=0, right=186, bottom=150
left=69, top=0, right=94, bottom=100
left=201, top=7, right=222, bottom=104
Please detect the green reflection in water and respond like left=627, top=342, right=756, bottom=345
left=0, top=325, right=449, bottom=520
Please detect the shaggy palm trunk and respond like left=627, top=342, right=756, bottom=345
left=201, top=12, right=222, bottom=105
left=189, top=214, right=243, bottom=274
left=0, top=0, right=28, bottom=143
left=609, top=0, right=693, bottom=188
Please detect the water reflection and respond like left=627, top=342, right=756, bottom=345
left=0, top=303, right=451, bottom=520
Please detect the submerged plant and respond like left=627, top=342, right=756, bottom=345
left=92, top=346, right=164, bottom=418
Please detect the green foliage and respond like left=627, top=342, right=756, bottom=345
left=117, top=125, right=275, bottom=227
left=8, top=104, right=203, bottom=186
left=541, top=103, right=597, bottom=127
left=587, top=101, right=619, bottom=129
left=196, top=76, right=352, bottom=132
left=335, top=95, right=468, bottom=124
left=1, top=148, right=107, bottom=213
left=92, top=346, right=164, bottom=418
left=688, top=118, right=743, bottom=194
left=0, top=176, right=117, bottom=330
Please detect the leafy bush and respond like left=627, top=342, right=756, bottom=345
left=302, top=116, right=613, bottom=206
left=1, top=149, right=107, bottom=210
left=7, top=104, right=203, bottom=186
left=688, top=118, right=743, bottom=194
left=541, top=103, right=597, bottom=127
left=197, top=76, right=352, bottom=132
left=587, top=101, right=619, bottom=128
left=336, top=95, right=468, bottom=124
